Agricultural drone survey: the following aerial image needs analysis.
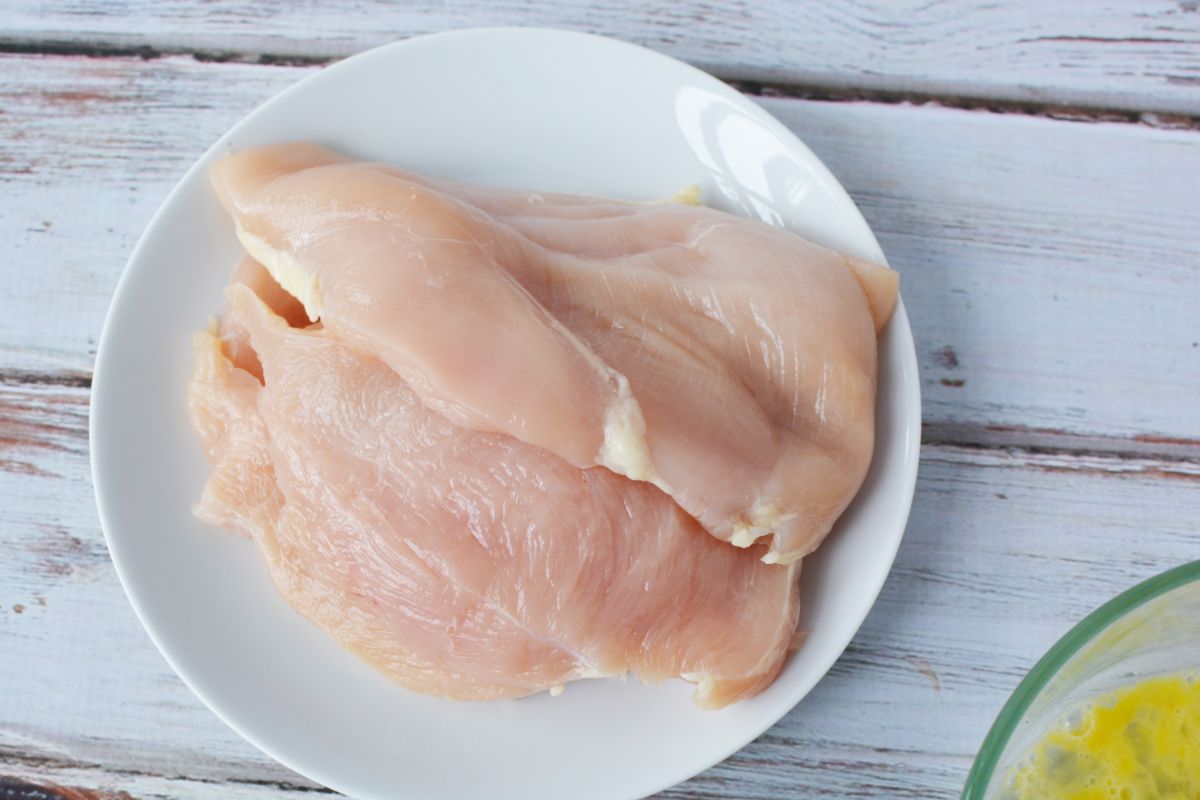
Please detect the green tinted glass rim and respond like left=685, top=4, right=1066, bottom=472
left=961, top=559, right=1200, bottom=799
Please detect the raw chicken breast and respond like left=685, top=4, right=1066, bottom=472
left=210, top=143, right=897, bottom=563
left=190, top=273, right=799, bottom=707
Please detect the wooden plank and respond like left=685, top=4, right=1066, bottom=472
left=1, top=1, right=1199, bottom=114
left=2, top=378, right=1197, bottom=797
left=757, top=95, right=1200, bottom=448
left=0, top=55, right=303, bottom=372
left=0, top=772, right=329, bottom=799
left=1, top=54, right=1197, bottom=450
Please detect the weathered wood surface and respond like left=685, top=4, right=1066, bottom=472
left=1, top=7, right=1199, bottom=799
left=2, top=1, right=1199, bottom=114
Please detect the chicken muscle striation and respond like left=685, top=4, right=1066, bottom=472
left=190, top=273, right=799, bottom=707
left=209, top=143, right=898, bottom=563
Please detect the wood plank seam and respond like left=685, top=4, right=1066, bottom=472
left=0, top=766, right=335, bottom=796
left=732, top=80, right=1200, bottom=131
left=0, top=371, right=93, bottom=390
left=0, top=746, right=335, bottom=794
left=1, top=38, right=1197, bottom=130
left=0, top=35, right=328, bottom=67
left=922, top=421, right=1200, bottom=467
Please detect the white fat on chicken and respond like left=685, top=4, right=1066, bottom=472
left=236, top=227, right=324, bottom=322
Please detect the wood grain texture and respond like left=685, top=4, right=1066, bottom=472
left=2, top=1, right=1199, bottom=114
left=2, top=374, right=1196, bottom=797
left=1, top=54, right=1197, bottom=448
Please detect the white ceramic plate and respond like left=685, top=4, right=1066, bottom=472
left=92, top=28, right=920, bottom=800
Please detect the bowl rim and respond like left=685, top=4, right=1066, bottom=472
left=961, top=559, right=1200, bottom=798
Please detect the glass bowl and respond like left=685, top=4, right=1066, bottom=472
left=962, top=560, right=1200, bottom=799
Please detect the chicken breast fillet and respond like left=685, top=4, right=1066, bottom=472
left=191, top=270, right=799, bottom=708
left=209, top=143, right=898, bottom=563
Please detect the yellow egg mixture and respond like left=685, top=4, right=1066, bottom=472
left=1007, top=673, right=1200, bottom=800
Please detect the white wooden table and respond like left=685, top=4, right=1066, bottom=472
left=2, top=3, right=1198, bottom=798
